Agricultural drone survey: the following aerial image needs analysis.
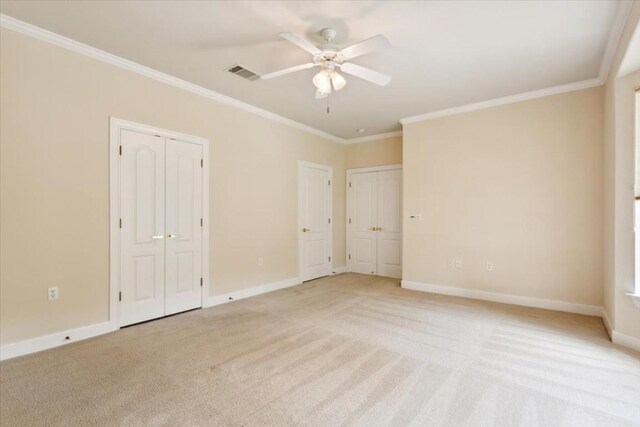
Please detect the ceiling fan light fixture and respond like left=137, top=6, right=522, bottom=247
left=315, top=89, right=329, bottom=99
left=313, top=70, right=332, bottom=94
left=330, top=71, right=347, bottom=91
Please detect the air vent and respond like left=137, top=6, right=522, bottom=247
left=226, top=64, right=259, bottom=81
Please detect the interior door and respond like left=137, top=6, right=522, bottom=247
left=299, top=164, right=331, bottom=282
left=349, top=172, right=378, bottom=275
left=377, top=169, right=403, bottom=278
left=119, top=130, right=166, bottom=327
left=165, top=139, right=203, bottom=315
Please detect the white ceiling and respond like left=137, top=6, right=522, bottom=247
left=0, top=1, right=623, bottom=140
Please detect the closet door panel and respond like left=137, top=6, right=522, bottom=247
left=165, top=139, right=203, bottom=315
left=119, top=130, right=166, bottom=326
left=377, top=169, right=403, bottom=278
left=349, top=172, right=378, bottom=275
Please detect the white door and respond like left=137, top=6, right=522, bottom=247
left=350, top=172, right=378, bottom=275
left=165, top=139, right=203, bottom=315
left=299, top=164, right=332, bottom=282
left=119, top=130, right=166, bottom=327
left=377, top=170, right=402, bottom=278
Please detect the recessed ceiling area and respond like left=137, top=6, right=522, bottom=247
left=0, top=0, right=623, bottom=139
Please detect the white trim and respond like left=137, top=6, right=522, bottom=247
left=400, top=78, right=602, bottom=125
left=346, top=165, right=403, bottom=273
left=0, top=14, right=343, bottom=145
left=344, top=131, right=403, bottom=144
left=109, top=118, right=210, bottom=328
left=400, top=280, right=602, bottom=317
left=347, top=164, right=403, bottom=175
left=332, top=266, right=347, bottom=275
left=604, top=1, right=634, bottom=79
left=206, top=277, right=301, bottom=307
left=297, top=161, right=333, bottom=282
left=602, top=309, right=613, bottom=338
left=626, top=292, right=640, bottom=308
left=612, top=330, right=640, bottom=353
left=0, top=321, right=115, bottom=361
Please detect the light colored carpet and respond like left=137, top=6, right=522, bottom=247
left=1, top=273, right=639, bottom=426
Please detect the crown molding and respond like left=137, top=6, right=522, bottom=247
left=400, top=77, right=603, bottom=125
left=343, top=130, right=403, bottom=144
left=0, top=14, right=349, bottom=144
left=600, top=0, right=633, bottom=80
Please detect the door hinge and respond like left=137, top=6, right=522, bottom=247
left=349, top=254, right=351, bottom=260
left=200, top=218, right=203, bottom=227
left=119, top=218, right=122, bottom=228
left=201, top=159, right=203, bottom=168
left=200, top=278, right=203, bottom=287
left=328, top=218, right=331, bottom=224
left=119, top=145, right=122, bottom=156
left=349, top=182, right=351, bottom=188
left=328, top=179, right=331, bottom=186
left=349, top=218, right=351, bottom=224
left=328, top=256, right=331, bottom=262
left=118, top=291, right=122, bottom=302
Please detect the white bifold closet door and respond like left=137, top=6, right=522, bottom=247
left=119, top=129, right=203, bottom=327
left=349, top=169, right=402, bottom=279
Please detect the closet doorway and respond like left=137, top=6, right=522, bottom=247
left=110, top=119, right=210, bottom=327
left=347, top=165, right=402, bottom=279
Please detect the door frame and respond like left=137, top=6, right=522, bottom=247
left=298, top=161, right=333, bottom=281
left=109, top=117, right=210, bottom=328
left=346, top=164, right=402, bottom=273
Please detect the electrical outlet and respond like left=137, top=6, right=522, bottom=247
left=258, top=258, right=264, bottom=267
left=486, top=262, right=494, bottom=271
left=48, top=286, right=59, bottom=300
left=455, top=259, right=462, bottom=268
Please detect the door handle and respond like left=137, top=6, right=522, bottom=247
left=151, top=234, right=164, bottom=240
left=377, top=227, right=383, bottom=231
left=302, top=228, right=310, bottom=232
left=167, top=234, right=179, bottom=239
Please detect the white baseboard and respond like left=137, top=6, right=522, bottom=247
left=612, top=330, right=640, bottom=353
left=332, top=266, right=347, bottom=275
left=401, top=280, right=602, bottom=317
left=0, top=321, right=116, bottom=362
left=602, top=309, right=613, bottom=338
left=206, top=277, right=301, bottom=307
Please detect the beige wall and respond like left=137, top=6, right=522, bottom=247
left=345, top=136, right=402, bottom=169
left=0, top=29, right=345, bottom=345
left=603, top=1, right=640, bottom=343
left=403, top=87, right=604, bottom=305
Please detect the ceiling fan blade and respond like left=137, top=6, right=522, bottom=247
left=260, top=63, right=318, bottom=80
left=339, top=62, right=391, bottom=86
left=339, top=34, right=390, bottom=60
left=280, top=32, right=322, bottom=55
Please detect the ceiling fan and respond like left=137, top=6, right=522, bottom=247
left=261, top=28, right=391, bottom=99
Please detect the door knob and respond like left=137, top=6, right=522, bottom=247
left=167, top=234, right=179, bottom=239
left=377, top=227, right=383, bottom=231
left=302, top=228, right=310, bottom=232
left=151, top=234, right=164, bottom=240
left=368, top=227, right=376, bottom=231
